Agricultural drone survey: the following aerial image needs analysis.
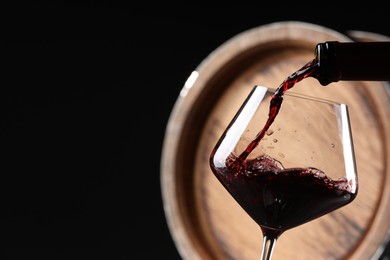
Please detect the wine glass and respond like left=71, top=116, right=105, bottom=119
left=209, top=85, right=358, bottom=259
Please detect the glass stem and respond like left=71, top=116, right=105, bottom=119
left=260, top=235, right=277, bottom=260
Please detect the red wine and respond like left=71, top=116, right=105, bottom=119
left=239, top=59, right=318, bottom=161
left=211, top=154, right=356, bottom=239
left=210, top=59, right=357, bottom=239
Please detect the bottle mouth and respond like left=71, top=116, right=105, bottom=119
left=315, top=41, right=341, bottom=86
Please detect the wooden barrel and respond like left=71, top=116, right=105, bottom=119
left=161, top=21, right=390, bottom=259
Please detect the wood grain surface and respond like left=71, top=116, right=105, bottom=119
left=161, top=21, right=390, bottom=260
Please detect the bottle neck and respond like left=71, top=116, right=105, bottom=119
left=314, top=41, right=390, bottom=86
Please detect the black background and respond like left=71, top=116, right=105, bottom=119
left=2, top=5, right=390, bottom=260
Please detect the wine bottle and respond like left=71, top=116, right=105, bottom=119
left=314, top=41, right=390, bottom=86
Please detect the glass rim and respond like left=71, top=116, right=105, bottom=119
left=257, top=85, right=347, bottom=107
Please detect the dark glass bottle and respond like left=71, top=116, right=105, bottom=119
left=314, top=41, right=390, bottom=86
